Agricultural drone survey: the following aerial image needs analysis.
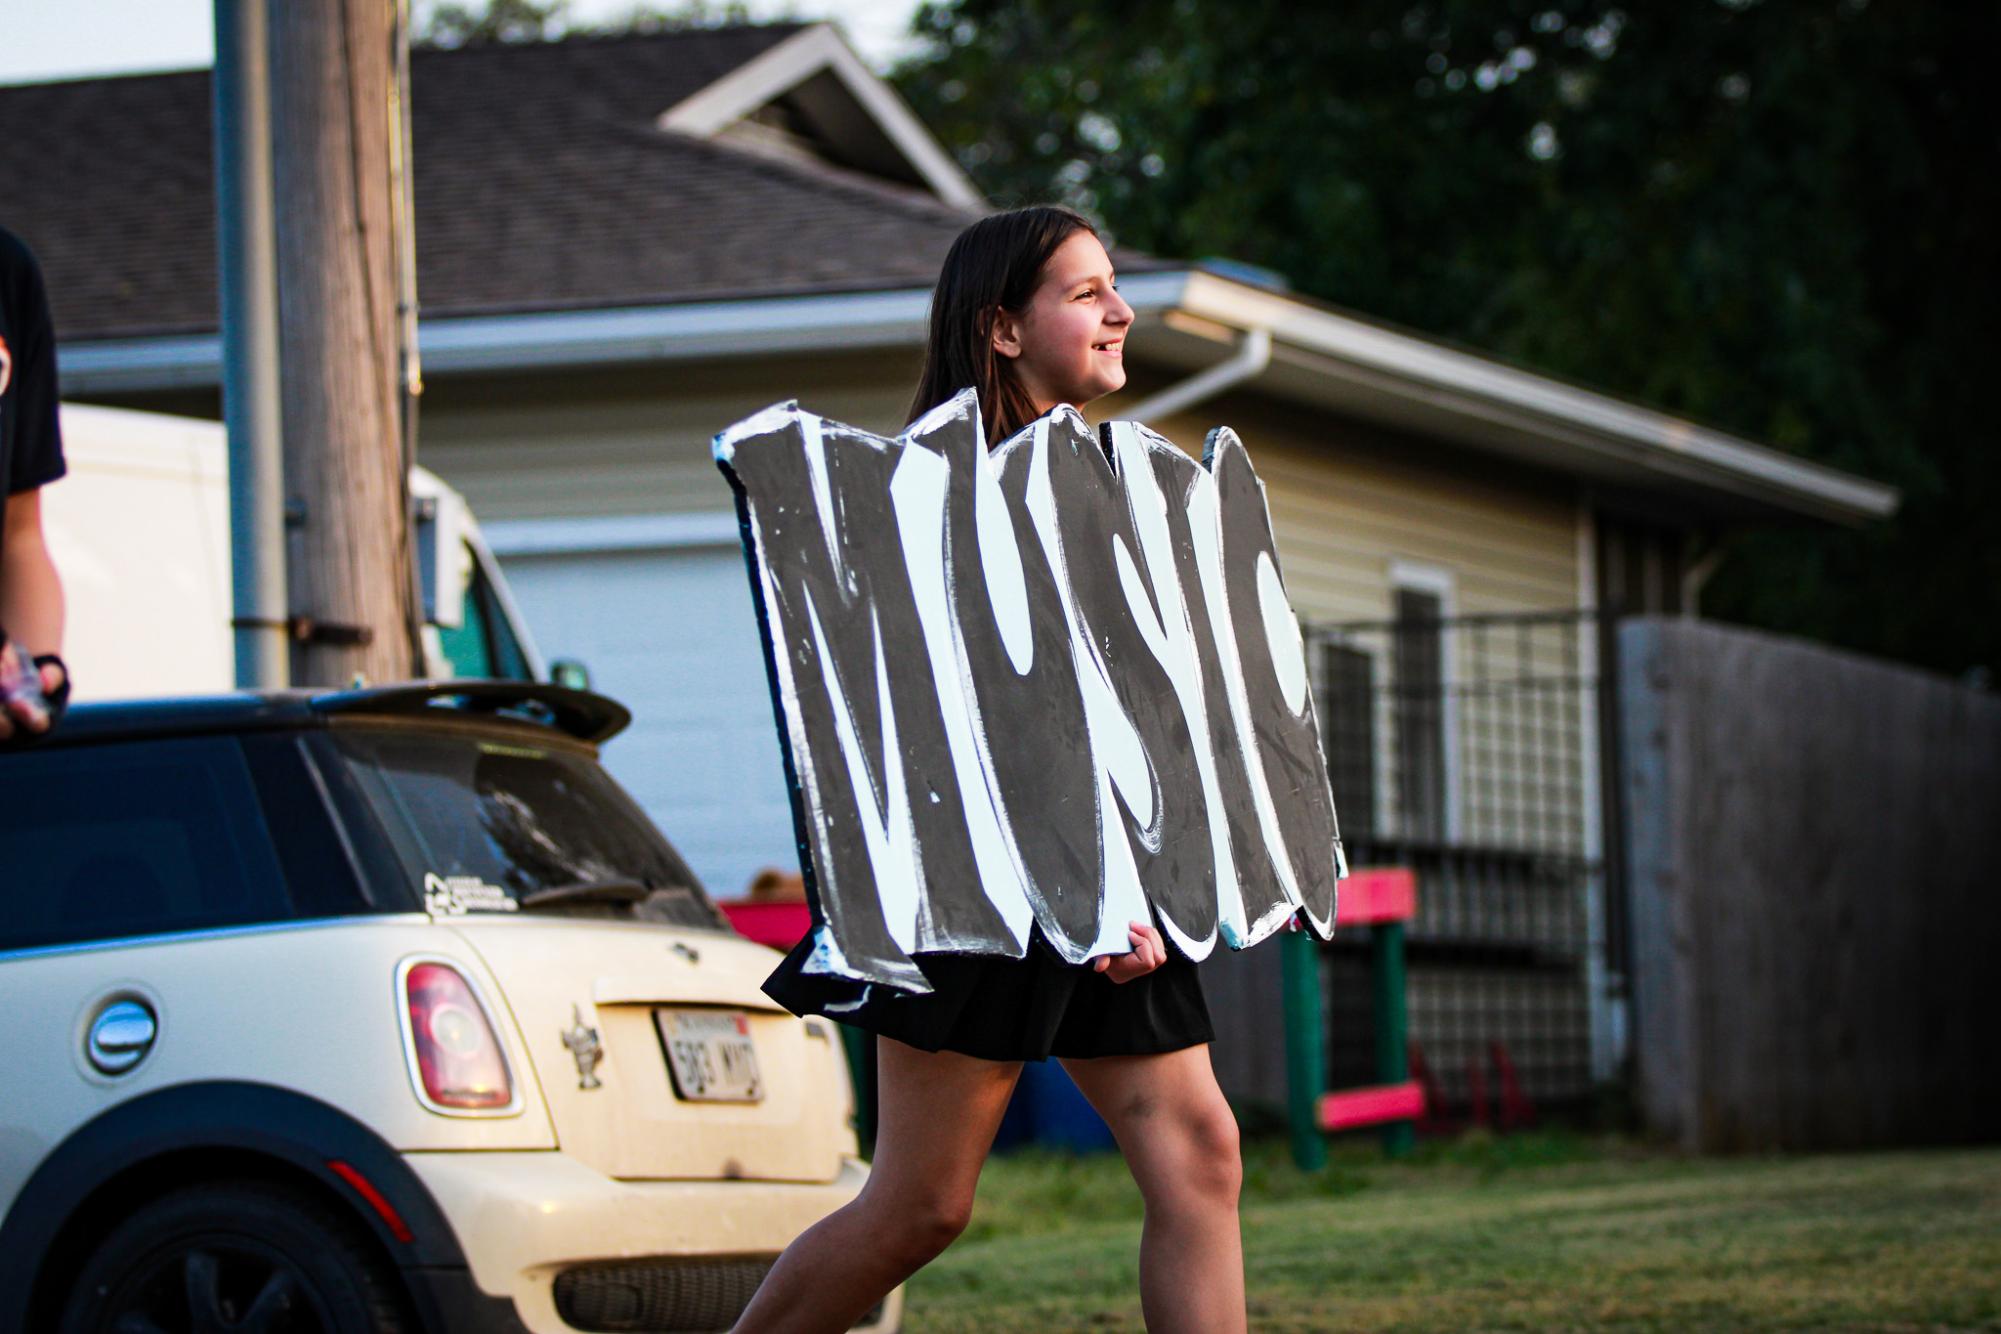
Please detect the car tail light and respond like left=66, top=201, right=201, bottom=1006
left=400, top=960, right=515, bottom=1112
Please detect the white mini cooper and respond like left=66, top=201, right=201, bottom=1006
left=0, top=681, right=897, bottom=1334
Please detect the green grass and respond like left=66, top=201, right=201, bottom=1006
left=903, top=1134, right=2001, bottom=1331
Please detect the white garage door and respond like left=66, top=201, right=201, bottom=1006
left=486, top=515, right=798, bottom=900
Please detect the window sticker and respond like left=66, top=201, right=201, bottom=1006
left=424, top=871, right=520, bottom=915
left=477, top=741, right=545, bottom=760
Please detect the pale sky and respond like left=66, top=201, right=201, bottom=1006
left=0, top=0, right=926, bottom=85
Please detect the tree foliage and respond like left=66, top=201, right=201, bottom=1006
left=414, top=0, right=754, bottom=48
left=416, top=0, right=571, bottom=46
left=894, top=0, right=1999, bottom=678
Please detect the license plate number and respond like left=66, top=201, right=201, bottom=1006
left=655, top=1008, right=763, bottom=1103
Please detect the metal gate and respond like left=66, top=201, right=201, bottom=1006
left=1310, top=607, right=1613, bottom=1115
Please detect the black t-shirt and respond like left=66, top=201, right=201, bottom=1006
left=0, top=225, right=67, bottom=554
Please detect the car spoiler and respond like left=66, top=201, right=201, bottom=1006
left=311, top=680, right=632, bottom=744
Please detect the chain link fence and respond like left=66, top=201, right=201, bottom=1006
left=1311, top=606, right=1611, bottom=1115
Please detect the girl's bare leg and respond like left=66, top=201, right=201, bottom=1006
left=1061, top=1045, right=1246, bottom=1334
left=731, top=1037, right=1022, bottom=1334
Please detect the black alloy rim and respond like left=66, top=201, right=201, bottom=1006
left=97, top=1236, right=336, bottom=1334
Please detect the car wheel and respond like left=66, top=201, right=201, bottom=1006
left=58, top=1179, right=410, bottom=1334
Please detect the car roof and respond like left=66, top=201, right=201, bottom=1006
left=32, top=680, right=633, bottom=748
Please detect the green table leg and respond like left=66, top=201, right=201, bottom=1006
left=839, top=1024, right=877, bottom=1149
left=1372, top=921, right=1415, bottom=1156
left=1282, top=927, right=1327, bottom=1171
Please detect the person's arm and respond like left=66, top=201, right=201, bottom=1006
left=0, top=486, right=67, bottom=738
left=1, top=230, right=71, bottom=737
left=2, top=487, right=64, bottom=653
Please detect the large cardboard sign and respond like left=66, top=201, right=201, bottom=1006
left=716, top=389, right=1346, bottom=992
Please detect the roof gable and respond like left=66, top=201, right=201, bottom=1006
left=657, top=24, right=982, bottom=209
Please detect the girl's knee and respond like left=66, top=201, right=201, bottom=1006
left=897, top=1194, right=974, bottom=1266
left=1195, top=1096, right=1241, bottom=1159
left=1187, top=1101, right=1242, bottom=1203
left=860, top=1183, right=976, bottom=1268
left=1133, top=1098, right=1241, bottom=1211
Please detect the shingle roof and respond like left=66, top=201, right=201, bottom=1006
left=0, top=26, right=1143, bottom=342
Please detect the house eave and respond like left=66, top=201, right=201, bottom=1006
left=55, top=289, right=929, bottom=391
left=55, top=269, right=1896, bottom=527
left=54, top=274, right=1196, bottom=392
left=1171, top=272, right=1899, bottom=527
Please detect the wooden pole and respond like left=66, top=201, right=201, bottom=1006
left=268, top=0, right=419, bottom=686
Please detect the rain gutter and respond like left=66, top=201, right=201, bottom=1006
left=1123, top=326, right=1273, bottom=426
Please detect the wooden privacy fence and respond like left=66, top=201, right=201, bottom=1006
left=1619, top=618, right=2001, bottom=1151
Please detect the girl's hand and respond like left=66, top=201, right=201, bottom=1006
left=1093, top=921, right=1167, bottom=984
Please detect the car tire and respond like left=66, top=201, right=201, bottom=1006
left=57, top=1178, right=411, bottom=1334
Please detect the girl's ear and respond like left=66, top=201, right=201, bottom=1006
left=990, top=307, right=1024, bottom=361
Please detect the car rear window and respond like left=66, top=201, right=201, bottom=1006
left=0, top=737, right=293, bottom=953
left=329, top=726, right=729, bottom=932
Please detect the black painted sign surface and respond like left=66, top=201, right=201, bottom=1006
left=716, top=389, right=1346, bottom=991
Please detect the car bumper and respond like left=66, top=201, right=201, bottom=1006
left=402, top=1150, right=899, bottom=1334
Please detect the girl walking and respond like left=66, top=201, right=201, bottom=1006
left=735, top=207, right=1247, bottom=1334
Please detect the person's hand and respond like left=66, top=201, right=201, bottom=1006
left=1093, top=921, right=1167, bottom=984
left=0, top=643, right=51, bottom=740
left=0, top=693, right=49, bottom=738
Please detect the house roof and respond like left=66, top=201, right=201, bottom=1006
left=0, top=24, right=1031, bottom=341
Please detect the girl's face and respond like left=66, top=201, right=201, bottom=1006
left=993, top=230, right=1134, bottom=415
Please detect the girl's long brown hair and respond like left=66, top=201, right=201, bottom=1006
left=905, top=206, right=1096, bottom=445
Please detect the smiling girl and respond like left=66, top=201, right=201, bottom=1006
left=736, top=207, right=1247, bottom=1334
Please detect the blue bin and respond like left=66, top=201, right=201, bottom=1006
left=998, top=1060, right=1116, bottom=1153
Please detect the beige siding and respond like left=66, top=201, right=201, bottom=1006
left=415, top=361, right=1582, bottom=625
left=415, top=349, right=920, bottom=522
left=1139, top=392, right=1581, bottom=624
left=1141, top=390, right=1590, bottom=856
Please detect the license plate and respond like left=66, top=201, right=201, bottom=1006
left=654, top=1008, right=764, bottom=1103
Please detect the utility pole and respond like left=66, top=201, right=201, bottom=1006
left=267, top=0, right=420, bottom=686
left=214, top=0, right=289, bottom=690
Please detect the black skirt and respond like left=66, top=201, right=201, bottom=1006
left=761, top=925, right=1214, bottom=1063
